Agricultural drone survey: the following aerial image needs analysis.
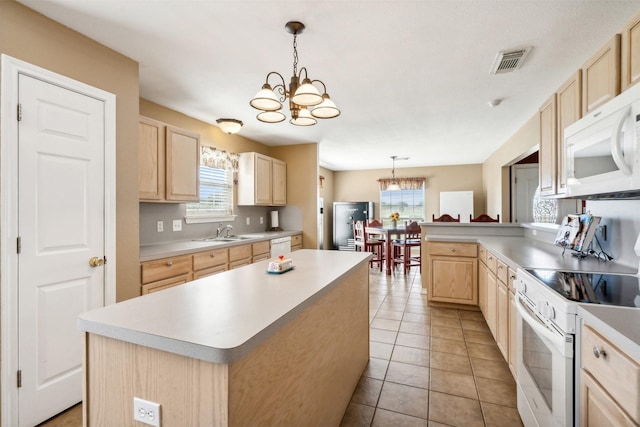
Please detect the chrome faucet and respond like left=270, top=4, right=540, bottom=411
left=216, top=224, right=233, bottom=238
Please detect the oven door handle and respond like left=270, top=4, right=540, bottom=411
left=515, top=295, right=566, bottom=354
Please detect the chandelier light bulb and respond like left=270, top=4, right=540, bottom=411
left=290, top=107, right=317, bottom=126
left=257, top=110, right=286, bottom=123
left=291, top=78, right=323, bottom=106
left=311, top=94, right=340, bottom=119
left=250, top=84, right=282, bottom=111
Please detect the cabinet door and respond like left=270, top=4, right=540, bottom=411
left=556, top=71, right=582, bottom=195
left=496, top=281, right=509, bottom=361
left=478, top=261, right=488, bottom=317
left=508, top=291, right=517, bottom=379
left=166, top=126, right=200, bottom=202
left=429, top=257, right=477, bottom=305
left=622, top=10, right=640, bottom=91
left=582, top=34, right=621, bottom=115
left=271, top=158, right=287, bottom=206
left=539, top=94, right=557, bottom=196
left=141, top=273, right=191, bottom=295
left=138, top=117, right=165, bottom=200
left=255, top=154, right=272, bottom=205
left=580, top=370, right=636, bottom=427
left=486, top=272, right=497, bottom=338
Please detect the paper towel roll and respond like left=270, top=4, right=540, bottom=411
left=271, top=210, right=279, bottom=228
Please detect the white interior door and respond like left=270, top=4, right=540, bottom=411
left=17, top=74, right=106, bottom=426
left=511, top=164, right=539, bottom=223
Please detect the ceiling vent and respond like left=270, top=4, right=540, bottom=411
left=489, top=47, right=532, bottom=74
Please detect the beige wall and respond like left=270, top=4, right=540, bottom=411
left=0, top=0, right=140, bottom=302
left=271, top=144, right=319, bottom=249
left=482, top=114, right=539, bottom=221
left=333, top=164, right=485, bottom=224
left=319, top=167, right=335, bottom=250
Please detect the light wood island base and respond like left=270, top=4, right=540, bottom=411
left=83, top=251, right=370, bottom=427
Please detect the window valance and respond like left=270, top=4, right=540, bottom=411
left=377, top=177, right=426, bottom=191
left=201, top=146, right=239, bottom=171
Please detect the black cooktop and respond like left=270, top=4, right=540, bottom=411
left=525, top=269, right=640, bottom=308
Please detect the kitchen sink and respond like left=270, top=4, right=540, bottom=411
left=192, top=235, right=253, bottom=242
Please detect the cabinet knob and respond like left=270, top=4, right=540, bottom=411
left=450, top=248, right=456, bottom=252
left=210, top=253, right=216, bottom=257
left=593, top=345, right=607, bottom=359
left=166, top=261, right=173, bottom=267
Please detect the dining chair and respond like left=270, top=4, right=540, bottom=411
left=353, top=220, right=385, bottom=271
left=432, top=214, right=461, bottom=222
left=470, top=214, right=500, bottom=222
left=392, top=221, right=421, bottom=274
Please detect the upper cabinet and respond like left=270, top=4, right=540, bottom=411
left=582, top=35, right=621, bottom=115
left=539, top=94, right=557, bottom=196
left=622, top=10, right=640, bottom=91
left=237, top=152, right=287, bottom=206
left=139, top=116, right=200, bottom=203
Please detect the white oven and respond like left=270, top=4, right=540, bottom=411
left=515, top=269, right=576, bottom=427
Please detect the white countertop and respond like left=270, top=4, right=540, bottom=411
left=140, top=230, right=301, bottom=262
left=79, top=250, right=371, bottom=364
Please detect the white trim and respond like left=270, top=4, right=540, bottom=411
left=185, top=214, right=238, bottom=224
left=0, top=54, right=117, bottom=426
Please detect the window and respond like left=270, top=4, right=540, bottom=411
left=380, top=188, right=425, bottom=225
left=185, top=147, right=238, bottom=223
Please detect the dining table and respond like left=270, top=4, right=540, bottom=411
left=365, top=224, right=420, bottom=275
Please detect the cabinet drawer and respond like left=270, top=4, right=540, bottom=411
left=229, top=244, right=252, bottom=262
left=141, top=273, right=191, bottom=294
left=193, top=248, right=228, bottom=271
left=141, top=255, right=192, bottom=284
left=485, top=252, right=497, bottom=274
left=252, top=253, right=270, bottom=263
left=229, top=259, right=251, bottom=270
left=427, top=242, right=477, bottom=258
left=291, top=234, right=302, bottom=247
left=496, top=259, right=508, bottom=284
left=252, top=240, right=270, bottom=257
left=582, top=325, right=640, bottom=423
left=478, top=246, right=487, bottom=265
left=193, top=264, right=226, bottom=279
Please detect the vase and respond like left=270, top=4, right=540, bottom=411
left=392, top=220, right=397, bottom=228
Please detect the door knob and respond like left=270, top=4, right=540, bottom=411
left=89, top=257, right=104, bottom=267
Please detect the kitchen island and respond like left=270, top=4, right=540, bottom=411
left=79, top=250, right=371, bottom=426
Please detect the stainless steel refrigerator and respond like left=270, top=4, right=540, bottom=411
left=333, top=201, right=374, bottom=250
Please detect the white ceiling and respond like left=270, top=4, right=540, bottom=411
left=17, top=0, right=640, bottom=171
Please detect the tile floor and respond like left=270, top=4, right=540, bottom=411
left=340, top=268, right=523, bottom=427
left=40, top=267, right=522, bottom=427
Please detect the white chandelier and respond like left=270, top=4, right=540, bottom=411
left=250, top=21, right=340, bottom=126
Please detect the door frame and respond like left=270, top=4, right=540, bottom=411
left=510, top=163, right=539, bottom=223
left=0, top=54, right=117, bottom=426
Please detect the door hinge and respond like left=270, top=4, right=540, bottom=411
left=17, top=104, right=22, bottom=122
left=103, top=255, right=107, bottom=265
left=17, top=237, right=21, bottom=254
left=17, top=370, right=22, bottom=388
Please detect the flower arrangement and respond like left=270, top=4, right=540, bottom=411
left=389, top=212, right=400, bottom=221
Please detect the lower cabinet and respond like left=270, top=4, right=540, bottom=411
left=291, top=233, right=303, bottom=251
left=252, top=240, right=271, bottom=263
left=496, top=280, right=509, bottom=359
left=508, top=290, right=518, bottom=379
left=141, top=254, right=193, bottom=295
left=229, top=244, right=252, bottom=270
left=193, top=248, right=229, bottom=279
left=426, top=242, right=478, bottom=305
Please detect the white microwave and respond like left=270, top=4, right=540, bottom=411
left=565, top=83, right=640, bottom=199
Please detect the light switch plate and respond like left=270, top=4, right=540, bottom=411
left=156, top=221, right=163, bottom=233
left=172, top=220, right=182, bottom=232
left=133, top=397, right=161, bottom=426
left=246, top=217, right=250, bottom=225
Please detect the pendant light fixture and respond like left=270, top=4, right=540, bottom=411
left=250, top=21, right=340, bottom=126
left=216, top=118, right=243, bottom=134
left=387, top=155, right=408, bottom=191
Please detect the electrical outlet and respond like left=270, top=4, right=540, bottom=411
left=133, top=397, right=161, bottom=427
left=246, top=217, right=250, bottom=225
left=260, top=216, right=264, bottom=224
left=172, top=220, right=182, bottom=232
left=156, top=221, right=163, bottom=233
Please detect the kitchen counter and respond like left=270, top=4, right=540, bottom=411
left=81, top=249, right=371, bottom=426
left=139, top=230, right=301, bottom=262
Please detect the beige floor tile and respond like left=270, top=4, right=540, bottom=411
left=481, top=401, right=524, bottom=427
left=391, top=345, right=430, bottom=367
left=385, top=361, right=430, bottom=389
left=380, top=301, right=408, bottom=312
left=340, top=402, right=376, bottom=427
left=39, top=403, right=82, bottom=427
left=457, top=310, right=485, bottom=321
left=463, top=329, right=496, bottom=345
left=430, top=336, right=468, bottom=356
left=375, top=309, right=404, bottom=321
left=466, top=341, right=504, bottom=361
left=429, top=368, right=478, bottom=400
left=362, top=357, right=389, bottom=381
left=372, top=409, right=430, bottom=427
left=430, top=351, right=472, bottom=375
left=404, top=303, right=430, bottom=314
left=395, top=332, right=430, bottom=350
left=430, top=307, right=460, bottom=319
left=370, top=341, right=394, bottom=360
left=371, top=317, right=401, bottom=332
left=470, top=357, right=514, bottom=383
left=377, top=382, right=429, bottom=420
left=428, top=391, right=484, bottom=427
left=475, top=377, right=518, bottom=408
left=370, top=328, right=398, bottom=344
left=403, top=312, right=430, bottom=323
left=351, top=377, right=384, bottom=406
left=399, top=321, right=431, bottom=336
left=430, top=315, right=462, bottom=329
left=461, top=319, right=491, bottom=332
left=428, top=422, right=454, bottom=427
left=430, top=325, right=465, bottom=341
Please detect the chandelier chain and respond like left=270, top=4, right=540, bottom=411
left=292, top=33, right=298, bottom=76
